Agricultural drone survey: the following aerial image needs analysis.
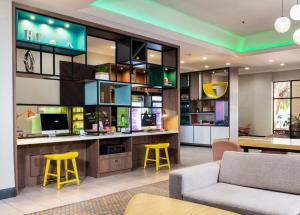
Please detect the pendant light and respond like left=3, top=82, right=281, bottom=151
left=290, top=0, right=300, bottom=20
left=293, top=29, right=300, bottom=44
left=275, top=0, right=291, bottom=33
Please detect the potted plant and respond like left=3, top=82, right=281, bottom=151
left=95, top=64, right=109, bottom=80
left=291, top=113, right=300, bottom=138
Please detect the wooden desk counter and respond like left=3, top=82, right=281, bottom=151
left=223, top=137, right=300, bottom=153
left=16, top=131, right=179, bottom=190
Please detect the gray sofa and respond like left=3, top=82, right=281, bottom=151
left=169, top=151, right=300, bottom=215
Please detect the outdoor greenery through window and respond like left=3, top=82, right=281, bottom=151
left=273, top=81, right=300, bottom=138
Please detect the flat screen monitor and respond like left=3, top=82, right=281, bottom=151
left=141, top=113, right=157, bottom=130
left=40, top=114, right=69, bottom=135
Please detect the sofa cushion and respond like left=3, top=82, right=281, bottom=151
left=219, top=151, right=300, bottom=195
left=183, top=183, right=300, bottom=215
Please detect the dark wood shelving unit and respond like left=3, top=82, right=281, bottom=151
left=14, top=3, right=180, bottom=191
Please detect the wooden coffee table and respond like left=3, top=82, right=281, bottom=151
left=124, top=194, right=239, bottom=215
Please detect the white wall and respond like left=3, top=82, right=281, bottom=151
left=239, top=69, right=300, bottom=136
left=229, top=68, right=239, bottom=138
left=0, top=0, right=15, bottom=190
left=16, top=78, right=60, bottom=104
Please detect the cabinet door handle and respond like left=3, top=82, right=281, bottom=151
left=115, top=159, right=118, bottom=163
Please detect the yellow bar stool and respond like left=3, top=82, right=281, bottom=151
left=144, top=143, right=171, bottom=171
left=43, top=152, right=80, bottom=190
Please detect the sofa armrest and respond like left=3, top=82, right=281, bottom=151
left=169, top=162, right=220, bottom=199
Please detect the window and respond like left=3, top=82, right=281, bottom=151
left=273, top=80, right=300, bottom=138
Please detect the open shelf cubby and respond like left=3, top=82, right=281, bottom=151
left=16, top=9, right=86, bottom=56
left=85, top=80, right=131, bottom=106
left=180, top=68, right=229, bottom=126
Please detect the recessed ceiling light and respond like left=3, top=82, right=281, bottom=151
left=202, top=57, right=207, bottom=60
left=30, top=15, right=35, bottom=20
left=280, top=63, right=285, bottom=66
left=204, top=65, right=209, bottom=69
left=110, top=45, right=116, bottom=49
left=65, top=23, right=70, bottom=28
left=149, top=54, right=155, bottom=58
left=180, top=60, right=185, bottom=64
left=48, top=19, right=54, bottom=24
left=269, top=59, right=274, bottom=63
left=245, top=67, right=250, bottom=70
left=225, top=62, right=231, bottom=66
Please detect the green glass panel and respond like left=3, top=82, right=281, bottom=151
left=16, top=9, right=86, bottom=51
left=163, top=67, right=176, bottom=88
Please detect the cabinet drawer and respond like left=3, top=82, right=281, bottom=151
left=98, top=153, right=132, bottom=173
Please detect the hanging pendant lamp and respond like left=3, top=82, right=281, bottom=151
left=290, top=0, right=300, bottom=20
left=275, top=0, right=291, bottom=33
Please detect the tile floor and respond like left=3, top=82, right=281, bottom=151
left=0, top=146, right=212, bottom=215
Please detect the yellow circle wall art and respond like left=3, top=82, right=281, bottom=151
left=203, top=82, right=228, bottom=99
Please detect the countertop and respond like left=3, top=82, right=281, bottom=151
left=17, top=130, right=179, bottom=146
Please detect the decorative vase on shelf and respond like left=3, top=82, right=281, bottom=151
left=36, top=32, right=41, bottom=42
left=95, top=64, right=109, bottom=80
left=24, top=30, right=33, bottom=41
left=164, top=77, right=169, bottom=86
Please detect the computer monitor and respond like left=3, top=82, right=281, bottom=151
left=40, top=114, right=69, bottom=136
left=141, top=113, right=157, bottom=130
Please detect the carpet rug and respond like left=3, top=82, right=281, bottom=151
left=28, top=180, right=169, bottom=215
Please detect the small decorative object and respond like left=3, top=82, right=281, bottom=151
left=24, top=30, right=33, bottom=40
left=79, top=130, right=86, bottom=136
left=164, top=77, right=169, bottom=86
left=49, top=39, right=56, bottom=45
left=66, top=41, right=73, bottom=49
left=131, top=70, right=136, bottom=83
left=24, top=50, right=35, bottom=72
left=36, top=32, right=41, bottom=42
left=95, top=64, right=109, bottom=80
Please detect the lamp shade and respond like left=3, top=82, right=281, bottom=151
left=290, top=4, right=300, bottom=20
left=274, top=16, right=291, bottom=33
left=26, top=109, right=36, bottom=119
left=293, top=29, right=300, bottom=45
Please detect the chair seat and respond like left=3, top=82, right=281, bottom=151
left=144, top=143, right=169, bottom=149
left=44, top=152, right=78, bottom=160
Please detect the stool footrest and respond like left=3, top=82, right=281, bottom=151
left=67, top=170, right=76, bottom=174
left=146, top=158, right=156, bottom=162
left=158, top=164, right=169, bottom=167
left=59, top=179, right=78, bottom=185
left=47, top=173, right=58, bottom=177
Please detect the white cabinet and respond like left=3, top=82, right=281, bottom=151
left=180, top=126, right=194, bottom=144
left=193, top=126, right=211, bottom=145
left=180, top=126, right=230, bottom=145
left=210, top=127, right=230, bottom=144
